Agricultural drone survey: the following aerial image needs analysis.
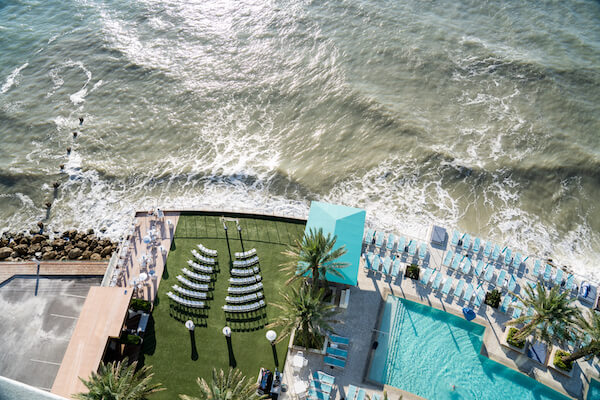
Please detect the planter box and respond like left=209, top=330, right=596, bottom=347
left=500, top=329, right=527, bottom=355
left=548, top=347, right=576, bottom=378
left=288, top=328, right=328, bottom=355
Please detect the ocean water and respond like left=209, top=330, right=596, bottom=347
left=1, top=0, right=600, bottom=279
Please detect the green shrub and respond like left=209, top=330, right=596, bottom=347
left=553, top=349, right=573, bottom=372
left=120, top=333, right=142, bottom=345
left=293, top=330, right=324, bottom=350
left=130, top=298, right=151, bottom=312
left=484, top=289, right=501, bottom=308
left=405, top=264, right=420, bottom=280
left=507, top=327, right=525, bottom=349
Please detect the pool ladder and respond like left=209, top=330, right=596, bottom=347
left=384, top=300, right=406, bottom=382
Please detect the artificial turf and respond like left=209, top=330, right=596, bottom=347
left=141, top=213, right=306, bottom=399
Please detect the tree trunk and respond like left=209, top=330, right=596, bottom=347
left=561, top=342, right=598, bottom=364
left=312, top=266, right=320, bottom=293
left=514, top=320, right=538, bottom=341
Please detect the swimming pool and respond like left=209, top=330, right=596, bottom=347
left=587, top=379, right=600, bottom=400
left=368, top=296, right=571, bottom=400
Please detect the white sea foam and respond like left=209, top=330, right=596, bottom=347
left=1, top=62, right=28, bottom=94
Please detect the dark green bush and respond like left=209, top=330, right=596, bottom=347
left=130, top=298, right=151, bottom=312
left=484, top=289, right=501, bottom=308
left=506, top=327, right=525, bottom=349
left=553, top=349, right=573, bottom=372
left=406, top=264, right=420, bottom=280
left=120, top=333, right=142, bottom=345
left=293, top=330, right=324, bottom=350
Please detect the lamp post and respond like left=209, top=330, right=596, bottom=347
left=223, top=326, right=231, bottom=337
left=266, top=330, right=279, bottom=367
left=185, top=320, right=195, bottom=331
left=223, top=326, right=235, bottom=367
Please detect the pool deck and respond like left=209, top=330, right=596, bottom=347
left=280, top=233, right=600, bottom=400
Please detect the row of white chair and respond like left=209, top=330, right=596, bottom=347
left=172, top=285, right=208, bottom=299
left=182, top=268, right=212, bottom=282
left=229, top=275, right=262, bottom=285
left=233, top=256, right=259, bottom=268
left=223, top=300, right=265, bottom=312
left=227, top=282, right=263, bottom=294
left=225, top=292, right=264, bottom=304
left=231, top=266, right=260, bottom=277
left=187, top=259, right=214, bottom=274
left=197, top=243, right=217, bottom=257
left=191, top=249, right=216, bottom=265
left=167, top=292, right=205, bottom=308
left=176, top=275, right=209, bottom=291
left=234, top=248, right=256, bottom=259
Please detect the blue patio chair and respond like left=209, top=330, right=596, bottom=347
left=326, top=347, right=348, bottom=359
left=543, top=264, right=553, bottom=281
left=310, top=380, right=333, bottom=394
left=364, top=252, right=374, bottom=271
left=500, top=295, right=513, bottom=313
left=432, top=272, right=444, bottom=290
left=453, top=279, right=465, bottom=297
left=474, top=288, right=485, bottom=307
left=472, top=237, right=481, bottom=254
left=364, top=229, right=374, bottom=244
left=451, top=230, right=460, bottom=247
left=512, top=302, right=523, bottom=319
left=375, top=232, right=384, bottom=247
left=356, top=389, right=366, bottom=400
left=329, top=334, right=349, bottom=346
left=442, top=251, right=454, bottom=267
left=462, top=233, right=471, bottom=251
left=313, top=371, right=335, bottom=386
left=372, top=395, right=381, bottom=400
left=386, top=233, right=396, bottom=251
left=492, top=245, right=501, bottom=261
left=461, top=257, right=472, bottom=274
left=441, top=277, right=454, bottom=295
left=391, top=258, right=401, bottom=277
left=408, top=240, right=417, bottom=256
left=474, top=260, right=484, bottom=277
left=462, top=283, right=474, bottom=302
left=419, top=243, right=427, bottom=259
left=507, top=274, right=517, bottom=291
left=381, top=256, right=391, bottom=275
left=324, top=356, right=345, bottom=369
left=308, top=387, right=330, bottom=400
left=483, top=241, right=492, bottom=259
left=450, top=256, right=461, bottom=270
left=554, top=269, right=564, bottom=286
left=512, top=252, right=522, bottom=269
left=564, top=274, right=575, bottom=291
left=504, top=248, right=512, bottom=265
left=532, top=259, right=541, bottom=278
left=372, top=255, right=381, bottom=272
left=483, top=264, right=495, bottom=282
left=496, top=269, right=507, bottom=286
left=420, top=268, right=433, bottom=286
left=397, top=236, right=406, bottom=253
left=347, top=385, right=358, bottom=400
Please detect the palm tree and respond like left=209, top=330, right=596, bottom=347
left=75, top=358, right=164, bottom=400
left=283, top=227, right=349, bottom=292
left=560, top=309, right=600, bottom=364
left=179, top=368, right=266, bottom=400
left=506, top=283, right=581, bottom=345
left=267, top=285, right=339, bottom=348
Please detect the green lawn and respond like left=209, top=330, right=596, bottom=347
left=141, top=213, right=306, bottom=399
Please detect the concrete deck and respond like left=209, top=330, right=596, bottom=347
left=280, top=236, right=599, bottom=400
left=0, top=261, right=108, bottom=286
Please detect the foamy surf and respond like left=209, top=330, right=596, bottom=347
left=1, top=62, right=28, bottom=94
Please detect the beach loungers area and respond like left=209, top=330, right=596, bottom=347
left=223, top=248, right=265, bottom=314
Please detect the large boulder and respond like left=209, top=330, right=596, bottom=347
left=68, top=248, right=82, bottom=259
left=87, top=228, right=95, bottom=235
left=75, top=241, right=88, bottom=250
left=0, top=247, right=12, bottom=259
left=0, top=238, right=8, bottom=247
left=8, top=241, right=16, bottom=249
left=29, top=243, right=42, bottom=255
left=82, top=250, right=93, bottom=259
left=100, top=246, right=113, bottom=258
left=31, top=234, right=46, bottom=244
left=42, top=246, right=53, bottom=254
left=74, top=232, right=86, bottom=242
left=90, top=253, right=102, bottom=261
left=14, top=244, right=28, bottom=255
left=64, top=244, right=74, bottom=254
left=42, top=250, right=58, bottom=260
left=19, top=237, right=29, bottom=245
left=52, top=239, right=66, bottom=250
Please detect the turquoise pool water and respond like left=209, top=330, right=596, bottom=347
left=369, top=297, right=571, bottom=400
left=588, top=379, right=600, bottom=400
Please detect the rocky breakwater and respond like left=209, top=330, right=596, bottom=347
left=0, top=228, right=118, bottom=262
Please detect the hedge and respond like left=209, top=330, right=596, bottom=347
left=507, top=327, right=525, bottom=349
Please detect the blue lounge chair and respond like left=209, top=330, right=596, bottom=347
left=543, top=264, right=553, bottom=281
left=308, top=387, right=330, bottom=400
left=462, top=233, right=471, bottom=251
left=313, top=371, right=335, bottom=386
left=564, top=274, right=575, bottom=291
left=496, top=269, right=507, bottom=286
left=462, top=284, right=474, bottom=302
left=472, top=237, right=481, bottom=254
left=503, top=248, right=512, bottom=265
left=507, top=274, right=517, bottom=291
left=386, top=234, right=396, bottom=250
left=408, top=241, right=417, bottom=256
left=554, top=269, right=564, bottom=286
left=347, top=385, right=358, bottom=400
left=512, top=302, right=523, bottom=319
left=451, top=230, right=460, bottom=247
left=372, top=255, right=381, bottom=272
left=375, top=232, right=384, bottom=247
left=473, top=288, right=485, bottom=307
left=461, top=257, right=472, bottom=274
left=484, top=264, right=495, bottom=282
left=364, top=229, right=374, bottom=244
left=474, top=260, right=484, bottom=277
left=492, top=245, right=501, bottom=261
left=397, top=236, right=406, bottom=253
left=512, top=252, right=522, bottom=269
left=372, top=395, right=381, bottom=400
left=432, top=272, right=443, bottom=290
left=441, top=277, right=454, bottom=295
left=329, top=334, right=349, bottom=346
left=500, top=295, right=513, bottom=313
left=450, top=256, right=461, bottom=270
left=442, top=251, right=454, bottom=267
left=310, top=380, right=333, bottom=394
left=391, top=258, right=401, bottom=277
left=483, top=241, right=492, bottom=259
left=324, top=356, right=345, bottom=369
left=532, top=259, right=541, bottom=278
left=356, top=389, right=366, bottom=400
left=381, top=256, right=391, bottom=275
left=419, top=243, right=427, bottom=259
left=420, top=268, right=433, bottom=286
left=364, top=252, right=374, bottom=271
left=453, top=279, right=465, bottom=297
left=326, top=347, right=348, bottom=359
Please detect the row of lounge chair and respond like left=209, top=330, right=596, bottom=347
left=233, top=256, right=259, bottom=268
left=363, top=252, right=403, bottom=278
left=364, top=229, right=429, bottom=260
left=420, top=267, right=487, bottom=307
left=225, top=291, right=264, bottom=304
left=231, top=266, right=260, bottom=277
left=442, top=252, right=519, bottom=290
left=347, top=385, right=381, bottom=400
left=222, top=299, right=265, bottom=312
left=187, top=259, right=214, bottom=274
left=234, top=248, right=256, bottom=259
left=307, top=371, right=335, bottom=400
left=192, top=249, right=216, bottom=265
left=324, top=334, right=349, bottom=369
left=197, top=243, right=217, bottom=257
left=167, top=291, right=205, bottom=308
